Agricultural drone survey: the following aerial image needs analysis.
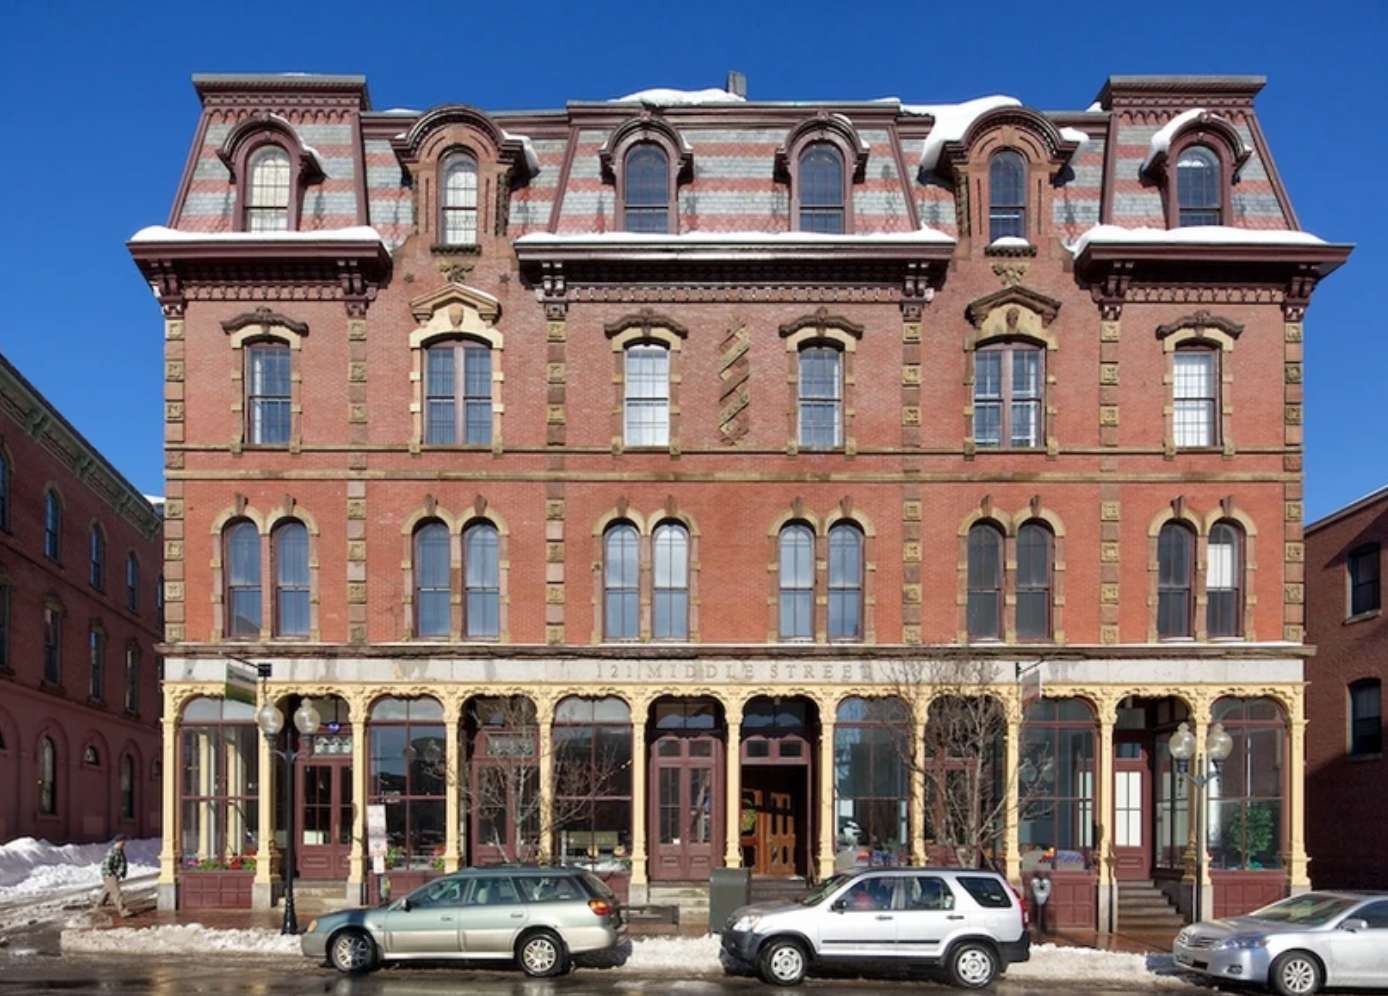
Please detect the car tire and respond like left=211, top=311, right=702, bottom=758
left=947, top=941, right=999, bottom=989
left=517, top=929, right=568, bottom=978
left=1270, top=950, right=1323, bottom=996
left=757, top=937, right=809, bottom=987
left=327, top=929, right=379, bottom=975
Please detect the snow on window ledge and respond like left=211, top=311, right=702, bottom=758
left=514, top=228, right=956, bottom=246
left=610, top=87, right=746, bottom=106
left=1067, top=224, right=1329, bottom=256
left=129, top=225, right=386, bottom=245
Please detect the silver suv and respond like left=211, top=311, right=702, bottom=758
left=721, top=867, right=1029, bottom=987
left=300, top=866, right=626, bottom=978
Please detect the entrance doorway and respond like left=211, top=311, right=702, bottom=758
left=1113, top=732, right=1152, bottom=880
left=739, top=696, right=814, bottom=878
left=298, top=760, right=353, bottom=878
left=648, top=698, right=724, bottom=882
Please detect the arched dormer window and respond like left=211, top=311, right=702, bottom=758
left=440, top=152, right=479, bottom=246
left=1145, top=112, right=1249, bottom=230
left=246, top=146, right=291, bottom=232
left=988, top=150, right=1027, bottom=241
left=218, top=113, right=325, bottom=233
left=622, top=143, right=670, bottom=233
left=1176, top=145, right=1221, bottom=227
left=798, top=143, right=845, bottom=234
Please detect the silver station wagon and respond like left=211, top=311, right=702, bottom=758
left=300, top=866, right=626, bottom=977
left=1174, top=891, right=1388, bottom=995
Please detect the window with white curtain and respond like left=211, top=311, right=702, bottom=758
left=1207, top=522, right=1242, bottom=638
left=624, top=345, right=670, bottom=447
left=1173, top=349, right=1218, bottom=448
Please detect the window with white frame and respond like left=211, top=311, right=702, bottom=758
left=246, top=342, right=292, bottom=446
left=246, top=147, right=291, bottom=232
left=441, top=153, right=479, bottom=246
left=604, top=523, right=640, bottom=641
left=1206, top=521, right=1243, bottom=638
left=778, top=523, right=815, bottom=640
left=425, top=341, right=492, bottom=446
left=974, top=344, right=1043, bottom=448
left=652, top=521, right=689, bottom=641
left=464, top=521, right=500, bottom=640
left=1173, top=348, right=1218, bottom=448
left=624, top=344, right=670, bottom=447
left=798, top=346, right=842, bottom=449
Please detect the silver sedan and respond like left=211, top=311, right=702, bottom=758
left=1173, top=891, right=1388, bottom=995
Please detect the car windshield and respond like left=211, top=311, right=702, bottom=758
left=800, top=874, right=850, bottom=906
left=1248, top=894, right=1359, bottom=926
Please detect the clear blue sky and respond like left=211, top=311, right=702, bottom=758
left=0, top=0, right=1381, bottom=518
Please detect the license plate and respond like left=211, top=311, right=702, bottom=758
left=1175, top=953, right=1193, bottom=966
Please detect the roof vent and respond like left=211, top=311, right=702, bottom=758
left=725, top=70, right=747, bottom=99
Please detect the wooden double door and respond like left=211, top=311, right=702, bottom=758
left=297, top=758, right=354, bottom=879
left=650, top=734, right=723, bottom=881
left=741, top=783, right=798, bottom=876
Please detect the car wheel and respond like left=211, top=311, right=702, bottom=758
left=517, top=929, right=568, bottom=978
left=948, top=941, right=998, bottom=989
left=1270, top=951, right=1323, bottom=996
left=757, top=938, right=808, bottom=987
left=328, top=929, right=379, bottom=975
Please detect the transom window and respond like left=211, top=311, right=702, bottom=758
left=652, top=522, right=689, bottom=641
left=603, top=523, right=639, bottom=641
left=967, top=523, right=1004, bottom=640
left=274, top=521, right=310, bottom=638
left=441, top=152, right=479, bottom=246
left=827, top=522, right=863, bottom=642
left=1176, top=145, right=1221, bottom=227
left=1016, top=521, right=1053, bottom=640
left=225, top=520, right=261, bottom=638
left=798, top=346, right=842, bottom=450
left=1157, top=522, right=1195, bottom=639
left=413, top=521, right=450, bottom=639
left=1173, top=347, right=1218, bottom=448
left=988, top=150, right=1027, bottom=241
left=1350, top=679, right=1382, bottom=757
left=624, top=344, right=670, bottom=447
left=246, top=342, right=292, bottom=446
left=425, top=341, right=492, bottom=446
left=778, top=523, right=815, bottom=641
left=623, top=143, right=670, bottom=233
left=1207, top=521, right=1243, bottom=638
left=246, top=146, right=291, bottom=232
left=798, top=143, right=845, bottom=234
left=1349, top=544, right=1381, bottom=617
left=974, top=343, right=1043, bottom=448
left=44, top=490, right=61, bottom=560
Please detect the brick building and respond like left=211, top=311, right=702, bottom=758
left=128, top=72, right=1350, bottom=924
left=1305, top=486, right=1386, bottom=889
left=0, top=352, right=164, bottom=844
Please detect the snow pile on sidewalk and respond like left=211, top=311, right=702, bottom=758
left=62, top=924, right=301, bottom=957
left=0, top=837, right=159, bottom=897
left=1011, top=942, right=1183, bottom=987
left=624, top=934, right=722, bottom=973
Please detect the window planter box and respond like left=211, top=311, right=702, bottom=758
left=179, top=869, right=255, bottom=910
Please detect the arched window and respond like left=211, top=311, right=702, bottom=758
left=38, top=736, right=56, bottom=815
left=88, top=624, right=105, bottom=702
left=974, top=343, right=1043, bottom=448
left=603, top=523, right=639, bottom=641
left=125, top=645, right=140, bottom=715
left=1016, top=521, right=1053, bottom=640
left=778, top=523, right=814, bottom=641
left=441, top=152, right=479, bottom=245
left=989, top=150, right=1027, bottom=241
left=126, top=552, right=140, bottom=613
left=425, top=340, right=492, bottom=446
left=623, top=143, right=670, bottom=233
left=273, top=521, right=309, bottom=638
left=553, top=696, right=633, bottom=871
left=120, top=754, right=136, bottom=820
left=0, top=447, right=9, bottom=530
left=827, top=522, right=863, bottom=642
left=413, top=521, right=451, bottom=639
left=967, top=523, right=1004, bottom=639
left=1176, top=145, right=1220, bottom=227
left=798, top=143, right=845, bottom=233
left=89, top=525, right=105, bottom=591
left=42, top=601, right=62, bottom=685
left=1157, top=522, right=1195, bottom=638
left=83, top=744, right=100, bottom=766
left=224, top=520, right=261, bottom=638
left=798, top=345, right=842, bottom=449
left=1350, top=679, right=1382, bottom=757
left=44, top=490, right=61, bottom=560
left=1207, top=521, right=1243, bottom=638
left=1019, top=698, right=1095, bottom=870
left=246, top=341, right=292, bottom=446
left=652, top=521, right=688, bottom=641
left=624, top=343, right=670, bottom=447
left=368, top=696, right=446, bottom=869
left=834, top=697, right=910, bottom=864
left=246, top=146, right=291, bottom=231
left=177, top=696, right=259, bottom=866
left=1173, top=345, right=1218, bottom=448
left=464, top=521, right=500, bottom=640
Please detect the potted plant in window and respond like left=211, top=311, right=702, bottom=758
left=179, top=849, right=256, bottom=910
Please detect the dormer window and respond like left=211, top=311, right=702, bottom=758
left=1176, top=145, right=1221, bottom=226
left=623, top=143, right=670, bottom=233
left=246, top=147, right=291, bottom=232
left=798, top=143, right=845, bottom=234
left=988, top=150, right=1027, bottom=240
left=441, top=152, right=479, bottom=245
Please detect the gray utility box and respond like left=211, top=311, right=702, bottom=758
left=707, top=867, right=751, bottom=934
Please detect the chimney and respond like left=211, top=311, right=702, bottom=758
left=725, top=70, right=747, bottom=99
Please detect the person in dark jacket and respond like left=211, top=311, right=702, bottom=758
left=93, top=834, right=132, bottom=917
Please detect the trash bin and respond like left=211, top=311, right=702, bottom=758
left=708, top=867, right=751, bottom=935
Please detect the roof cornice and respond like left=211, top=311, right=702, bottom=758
left=192, top=73, right=371, bottom=109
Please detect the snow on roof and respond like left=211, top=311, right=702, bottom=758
left=1059, top=126, right=1089, bottom=153
left=1068, top=224, right=1327, bottom=256
left=611, top=87, right=746, bottom=105
left=129, top=225, right=386, bottom=245
left=378, top=107, right=422, bottom=114
left=907, top=95, right=1023, bottom=173
left=989, top=236, right=1032, bottom=249
left=1140, top=107, right=1205, bottom=172
left=503, top=130, right=541, bottom=175
left=515, top=227, right=955, bottom=246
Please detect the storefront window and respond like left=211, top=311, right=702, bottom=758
left=369, top=696, right=445, bottom=870
left=1019, top=698, right=1095, bottom=871
left=924, top=694, right=1005, bottom=866
left=179, top=696, right=260, bottom=869
left=834, top=697, right=909, bottom=868
left=467, top=696, right=539, bottom=863
left=1208, top=697, right=1284, bottom=870
left=553, top=696, right=632, bottom=874
left=1155, top=701, right=1192, bottom=870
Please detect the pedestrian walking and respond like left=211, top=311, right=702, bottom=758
left=93, top=834, right=133, bottom=917
left=1029, top=871, right=1052, bottom=937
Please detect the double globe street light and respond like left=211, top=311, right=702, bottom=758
left=1166, top=719, right=1234, bottom=923
left=256, top=699, right=322, bottom=935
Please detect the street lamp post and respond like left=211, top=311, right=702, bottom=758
left=256, top=699, right=322, bottom=936
left=1166, top=720, right=1234, bottom=923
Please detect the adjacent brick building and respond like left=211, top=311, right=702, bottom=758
left=0, top=352, right=164, bottom=844
left=1305, top=486, right=1387, bottom=889
left=128, top=72, right=1350, bottom=924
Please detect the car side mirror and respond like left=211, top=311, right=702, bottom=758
left=1340, top=917, right=1368, bottom=933
left=830, top=899, right=847, bottom=913
left=398, top=898, right=412, bottom=912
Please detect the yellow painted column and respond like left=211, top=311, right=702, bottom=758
left=818, top=717, right=836, bottom=880
left=1192, top=702, right=1213, bottom=919
left=1096, top=710, right=1116, bottom=932
left=725, top=717, right=742, bottom=868
left=348, top=693, right=368, bottom=894
left=628, top=695, right=649, bottom=903
left=1003, top=702, right=1022, bottom=885
left=910, top=700, right=928, bottom=866
left=1287, top=689, right=1310, bottom=892
left=253, top=723, right=275, bottom=908
left=157, top=709, right=178, bottom=911
left=198, top=732, right=214, bottom=859
left=535, top=696, right=555, bottom=862
left=443, top=698, right=462, bottom=872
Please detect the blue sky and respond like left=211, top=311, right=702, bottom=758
left=0, top=0, right=1381, bottom=518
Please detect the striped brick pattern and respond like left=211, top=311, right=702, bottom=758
left=555, top=129, right=615, bottom=233
left=507, top=138, right=567, bottom=236
left=1053, top=133, right=1106, bottom=243
left=678, top=128, right=785, bottom=233
left=365, top=137, right=413, bottom=250
left=853, top=129, right=912, bottom=233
